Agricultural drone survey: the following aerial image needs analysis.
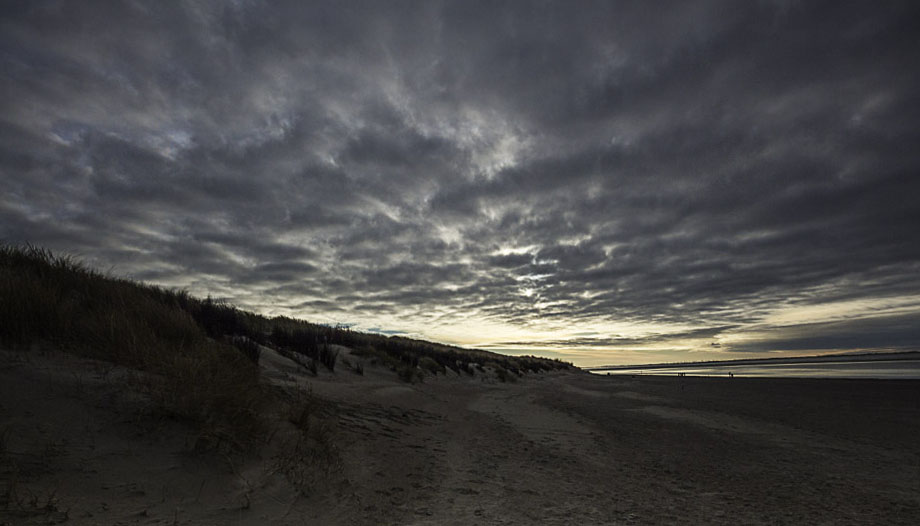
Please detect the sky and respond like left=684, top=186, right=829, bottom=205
left=2, top=1, right=919, bottom=367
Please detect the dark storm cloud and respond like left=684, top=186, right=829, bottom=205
left=732, top=313, right=920, bottom=354
left=2, top=1, right=919, bottom=360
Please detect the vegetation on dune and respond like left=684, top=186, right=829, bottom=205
left=0, top=244, right=266, bottom=452
left=0, top=243, right=573, bottom=453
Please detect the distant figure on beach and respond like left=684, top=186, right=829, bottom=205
left=729, top=372, right=734, bottom=378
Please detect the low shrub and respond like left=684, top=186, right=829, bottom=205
left=319, top=344, right=338, bottom=372
left=232, top=337, right=262, bottom=365
left=272, top=389, right=341, bottom=494
left=419, top=356, right=445, bottom=376
left=397, top=364, right=421, bottom=383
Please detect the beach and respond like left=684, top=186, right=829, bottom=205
left=2, top=347, right=918, bottom=525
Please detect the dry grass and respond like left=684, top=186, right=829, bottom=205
left=267, top=388, right=342, bottom=495
left=0, top=244, right=266, bottom=452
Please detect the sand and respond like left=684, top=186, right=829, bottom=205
left=1, top=347, right=918, bottom=525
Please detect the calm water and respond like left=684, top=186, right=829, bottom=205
left=591, top=359, right=920, bottom=379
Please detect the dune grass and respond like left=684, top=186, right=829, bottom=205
left=0, top=245, right=572, bottom=381
left=0, top=245, right=265, bottom=451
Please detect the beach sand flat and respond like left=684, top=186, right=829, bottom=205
left=1, top=348, right=918, bottom=525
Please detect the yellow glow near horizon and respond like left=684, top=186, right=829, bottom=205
left=245, top=291, right=920, bottom=368
left=761, top=294, right=920, bottom=326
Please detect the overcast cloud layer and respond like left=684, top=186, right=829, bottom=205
left=2, top=1, right=919, bottom=365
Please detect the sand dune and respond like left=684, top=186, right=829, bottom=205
left=2, top=347, right=918, bottom=525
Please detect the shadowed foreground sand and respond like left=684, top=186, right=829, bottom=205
left=2, top=347, right=918, bottom=525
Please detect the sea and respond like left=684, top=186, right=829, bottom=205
left=590, top=359, right=920, bottom=379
